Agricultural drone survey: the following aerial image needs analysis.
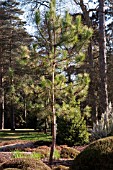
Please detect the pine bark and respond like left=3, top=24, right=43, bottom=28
left=0, top=47, right=5, bottom=129
left=98, top=0, right=108, bottom=116
left=49, top=1, right=57, bottom=164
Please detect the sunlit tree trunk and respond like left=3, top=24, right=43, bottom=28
left=49, top=62, right=56, bottom=165
left=88, top=41, right=97, bottom=122
left=49, top=5, right=57, bottom=162
left=98, top=0, right=108, bottom=116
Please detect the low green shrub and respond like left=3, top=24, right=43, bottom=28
left=12, top=150, right=24, bottom=159
left=12, top=150, right=42, bottom=159
left=60, top=147, right=79, bottom=159
left=57, top=104, right=90, bottom=146
left=0, top=158, right=51, bottom=170
left=71, top=136, right=113, bottom=170
left=53, top=149, right=60, bottom=159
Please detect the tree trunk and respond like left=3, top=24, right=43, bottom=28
left=1, top=90, right=5, bottom=130
left=49, top=63, right=56, bottom=165
left=88, top=42, right=97, bottom=122
left=98, top=0, right=108, bottom=116
left=44, top=118, right=47, bottom=134
left=0, top=52, right=5, bottom=129
left=49, top=2, right=57, bottom=164
left=24, top=97, right=27, bottom=123
left=11, top=100, right=15, bottom=130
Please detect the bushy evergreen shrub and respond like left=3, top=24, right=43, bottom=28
left=56, top=103, right=90, bottom=146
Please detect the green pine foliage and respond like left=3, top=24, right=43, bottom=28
left=33, top=1, right=93, bottom=110
left=57, top=100, right=90, bottom=146
left=30, top=0, right=93, bottom=150
left=56, top=74, right=90, bottom=145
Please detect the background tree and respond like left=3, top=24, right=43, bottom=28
left=0, top=0, right=32, bottom=130
left=70, top=0, right=113, bottom=123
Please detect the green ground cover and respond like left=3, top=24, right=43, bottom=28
left=0, top=131, right=52, bottom=142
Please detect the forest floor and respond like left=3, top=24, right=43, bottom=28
left=0, top=131, right=88, bottom=168
left=0, top=140, right=87, bottom=168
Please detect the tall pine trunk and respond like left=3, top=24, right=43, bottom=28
left=98, top=0, right=108, bottom=116
left=0, top=76, right=5, bottom=130
left=9, top=32, right=15, bottom=131
left=24, top=97, right=27, bottom=123
left=11, top=100, right=15, bottom=130
left=49, top=0, right=57, bottom=164
left=88, top=41, right=97, bottom=122
left=0, top=50, right=5, bottom=129
left=1, top=90, right=5, bottom=130
left=49, top=62, right=56, bottom=165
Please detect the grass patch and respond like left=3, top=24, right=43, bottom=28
left=12, top=148, right=60, bottom=160
left=0, top=131, right=52, bottom=142
left=20, top=133, right=51, bottom=141
left=12, top=150, right=42, bottom=159
left=12, top=150, right=24, bottom=158
left=53, top=149, right=60, bottom=159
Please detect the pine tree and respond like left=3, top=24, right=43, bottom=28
left=72, top=0, right=112, bottom=122
left=67, top=0, right=99, bottom=123
left=0, top=0, right=32, bottom=130
left=34, top=0, right=93, bottom=164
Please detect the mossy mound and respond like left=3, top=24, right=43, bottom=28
left=0, top=158, right=51, bottom=170
left=60, top=147, right=80, bottom=159
left=71, top=136, right=113, bottom=170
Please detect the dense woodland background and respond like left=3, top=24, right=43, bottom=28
left=0, top=0, right=113, bottom=148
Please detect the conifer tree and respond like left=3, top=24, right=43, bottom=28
left=34, top=0, right=93, bottom=164
left=0, top=0, right=32, bottom=130
left=71, top=0, right=112, bottom=122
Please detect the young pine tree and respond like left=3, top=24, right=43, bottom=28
left=34, top=0, right=93, bottom=164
